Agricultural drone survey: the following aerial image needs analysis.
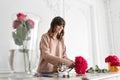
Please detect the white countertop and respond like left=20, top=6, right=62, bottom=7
left=86, top=72, right=120, bottom=80
left=0, top=72, right=120, bottom=80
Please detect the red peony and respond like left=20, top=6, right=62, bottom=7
left=17, top=13, right=27, bottom=21
left=105, top=55, right=119, bottom=63
left=75, top=56, right=88, bottom=74
left=110, top=61, right=120, bottom=66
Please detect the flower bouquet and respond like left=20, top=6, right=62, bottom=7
left=11, top=12, right=35, bottom=73
left=105, top=55, right=120, bottom=72
left=12, top=13, right=34, bottom=48
left=75, top=56, right=88, bottom=75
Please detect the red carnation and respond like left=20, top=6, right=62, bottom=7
left=105, top=55, right=119, bottom=63
left=75, top=56, right=88, bottom=74
left=110, top=61, right=120, bottom=66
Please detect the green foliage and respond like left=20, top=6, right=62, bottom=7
left=86, top=67, right=94, bottom=73
left=86, top=65, right=109, bottom=73
left=95, top=65, right=100, bottom=72
left=12, top=24, right=29, bottom=46
left=19, top=48, right=29, bottom=53
left=12, top=13, right=34, bottom=53
left=25, top=20, right=31, bottom=31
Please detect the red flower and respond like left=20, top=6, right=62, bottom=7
left=75, top=56, right=88, bottom=74
left=13, top=12, right=35, bottom=29
left=17, top=13, right=27, bottom=21
left=110, top=61, right=120, bottom=66
left=105, top=55, right=119, bottom=63
left=13, top=20, right=21, bottom=29
left=27, top=19, right=35, bottom=28
left=12, top=12, right=35, bottom=47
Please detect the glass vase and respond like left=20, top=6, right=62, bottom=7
left=9, top=12, right=40, bottom=76
left=10, top=49, right=31, bottom=73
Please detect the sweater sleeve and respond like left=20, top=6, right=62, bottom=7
left=40, top=34, right=73, bottom=67
left=63, top=45, right=74, bottom=62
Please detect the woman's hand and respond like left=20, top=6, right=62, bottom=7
left=34, top=73, right=40, bottom=77
left=69, top=62, right=75, bottom=68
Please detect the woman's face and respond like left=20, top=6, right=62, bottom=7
left=55, top=25, right=63, bottom=33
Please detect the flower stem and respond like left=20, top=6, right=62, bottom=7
left=22, top=45, right=27, bottom=72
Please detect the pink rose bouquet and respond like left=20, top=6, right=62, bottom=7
left=12, top=12, right=35, bottom=47
left=11, top=12, right=37, bottom=73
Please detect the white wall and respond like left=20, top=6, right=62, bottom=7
left=0, top=0, right=110, bottom=72
left=106, top=0, right=120, bottom=58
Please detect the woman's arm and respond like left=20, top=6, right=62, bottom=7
left=40, top=34, right=73, bottom=67
left=62, top=46, right=75, bottom=68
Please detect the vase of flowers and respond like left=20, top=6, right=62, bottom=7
left=110, top=61, right=120, bottom=72
left=105, top=55, right=120, bottom=72
left=9, top=12, right=39, bottom=74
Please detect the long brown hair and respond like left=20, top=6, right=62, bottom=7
left=47, top=16, right=65, bottom=40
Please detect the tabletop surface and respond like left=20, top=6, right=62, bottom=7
left=0, top=72, right=120, bottom=80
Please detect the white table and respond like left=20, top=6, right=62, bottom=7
left=0, top=72, right=120, bottom=80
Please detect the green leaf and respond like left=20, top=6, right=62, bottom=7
left=12, top=21, right=31, bottom=46
left=16, top=25, right=27, bottom=41
left=25, top=20, right=30, bottom=31
left=86, top=67, right=94, bottom=73
left=102, top=69, right=108, bottom=73
left=12, top=32, right=23, bottom=45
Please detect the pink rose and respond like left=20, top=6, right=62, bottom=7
left=27, top=19, right=35, bottom=28
left=17, top=13, right=27, bottom=21
left=13, top=20, right=21, bottom=29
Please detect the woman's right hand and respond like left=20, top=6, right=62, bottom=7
left=34, top=73, right=40, bottom=77
left=69, top=62, right=75, bottom=68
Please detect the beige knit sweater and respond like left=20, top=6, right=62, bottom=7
left=37, top=33, right=73, bottom=73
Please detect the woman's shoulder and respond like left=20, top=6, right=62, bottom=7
left=41, top=33, right=50, bottom=41
left=41, top=33, right=49, bottom=38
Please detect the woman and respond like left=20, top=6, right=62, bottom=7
left=35, top=16, right=74, bottom=76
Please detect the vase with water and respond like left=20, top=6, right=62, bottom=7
left=9, top=12, right=40, bottom=77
